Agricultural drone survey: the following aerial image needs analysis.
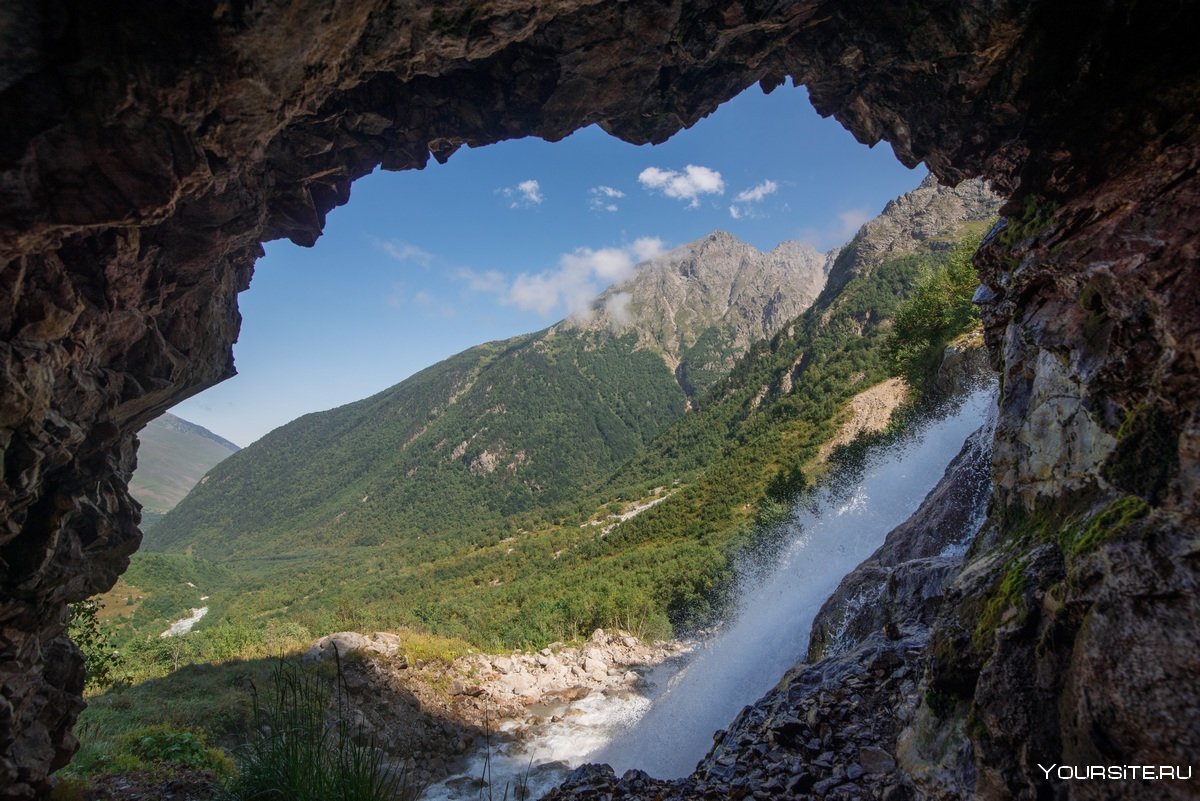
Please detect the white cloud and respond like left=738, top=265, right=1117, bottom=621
left=412, top=290, right=434, bottom=306
left=836, top=209, right=872, bottom=238
left=606, top=291, right=634, bottom=327
left=500, top=179, right=543, bottom=208
left=630, top=237, right=665, bottom=262
left=458, top=237, right=666, bottom=319
left=734, top=180, right=778, bottom=204
left=638, top=165, right=724, bottom=207
left=377, top=239, right=433, bottom=268
left=589, top=185, right=625, bottom=212
left=729, top=179, right=779, bottom=219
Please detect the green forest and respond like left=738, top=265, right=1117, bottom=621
left=104, top=222, right=989, bottom=653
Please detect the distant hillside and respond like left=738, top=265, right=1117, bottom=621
left=146, top=232, right=830, bottom=558
left=130, top=413, right=239, bottom=527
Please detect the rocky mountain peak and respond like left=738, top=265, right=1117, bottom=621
left=824, top=177, right=1001, bottom=295
left=565, top=230, right=831, bottom=394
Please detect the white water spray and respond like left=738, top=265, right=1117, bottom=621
left=595, top=386, right=995, bottom=778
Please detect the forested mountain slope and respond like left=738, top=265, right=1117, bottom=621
left=146, top=232, right=830, bottom=558
left=130, top=178, right=999, bottom=647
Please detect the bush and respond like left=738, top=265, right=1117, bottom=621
left=68, top=600, right=121, bottom=691
left=225, top=656, right=422, bottom=801
left=887, top=235, right=984, bottom=388
left=119, top=724, right=234, bottom=775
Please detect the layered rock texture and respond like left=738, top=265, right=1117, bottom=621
left=576, top=233, right=831, bottom=397
left=1, top=0, right=1198, bottom=797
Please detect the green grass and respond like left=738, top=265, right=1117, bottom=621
left=225, top=657, right=422, bottom=801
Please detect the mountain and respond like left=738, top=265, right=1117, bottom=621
left=145, top=232, right=831, bottom=558
left=134, top=178, right=1000, bottom=648
left=821, top=174, right=999, bottom=296
left=573, top=234, right=831, bottom=400
left=129, top=413, right=240, bottom=527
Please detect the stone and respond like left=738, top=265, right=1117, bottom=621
left=856, top=747, right=895, bottom=774
left=304, top=631, right=372, bottom=662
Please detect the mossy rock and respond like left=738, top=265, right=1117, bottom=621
left=1061, top=495, right=1150, bottom=557
left=1102, top=404, right=1178, bottom=503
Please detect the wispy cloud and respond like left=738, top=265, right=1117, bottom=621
left=799, top=207, right=874, bottom=249
left=454, top=267, right=506, bottom=294
left=589, top=185, right=625, bottom=212
left=729, top=179, right=779, bottom=220
left=376, top=239, right=433, bottom=268
left=734, top=180, right=779, bottom=204
left=387, top=285, right=458, bottom=318
left=638, top=165, right=724, bottom=207
left=458, top=237, right=666, bottom=319
left=605, top=291, right=634, bottom=327
left=500, top=179, right=544, bottom=208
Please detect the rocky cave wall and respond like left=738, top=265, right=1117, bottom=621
left=1, top=0, right=1197, bottom=797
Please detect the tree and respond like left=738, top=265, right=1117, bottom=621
left=68, top=600, right=121, bottom=690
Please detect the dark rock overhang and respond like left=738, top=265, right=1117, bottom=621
left=1, top=1, right=1198, bottom=797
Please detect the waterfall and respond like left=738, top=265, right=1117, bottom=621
left=421, top=386, right=995, bottom=798
left=594, top=386, right=995, bottom=778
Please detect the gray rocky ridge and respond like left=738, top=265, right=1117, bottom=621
left=570, top=230, right=832, bottom=398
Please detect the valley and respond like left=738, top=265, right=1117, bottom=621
left=99, top=177, right=996, bottom=651
left=68, top=176, right=1002, bottom=797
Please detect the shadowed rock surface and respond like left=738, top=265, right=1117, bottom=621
left=1, top=0, right=1198, bottom=797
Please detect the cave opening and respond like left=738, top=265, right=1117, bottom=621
left=2, top=1, right=1197, bottom=798
left=172, top=83, right=920, bottom=447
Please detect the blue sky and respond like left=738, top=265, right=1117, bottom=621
left=172, top=83, right=923, bottom=445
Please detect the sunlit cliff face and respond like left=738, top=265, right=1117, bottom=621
left=1, top=1, right=1197, bottom=797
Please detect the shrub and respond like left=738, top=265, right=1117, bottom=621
left=887, top=235, right=984, bottom=388
left=225, top=656, right=422, bottom=801
left=119, top=724, right=234, bottom=775
left=67, top=600, right=122, bottom=691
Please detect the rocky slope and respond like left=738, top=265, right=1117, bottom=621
left=146, top=228, right=826, bottom=559
left=1, top=0, right=1197, bottom=797
left=304, top=628, right=686, bottom=788
left=822, top=175, right=998, bottom=297
left=574, top=233, right=831, bottom=399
